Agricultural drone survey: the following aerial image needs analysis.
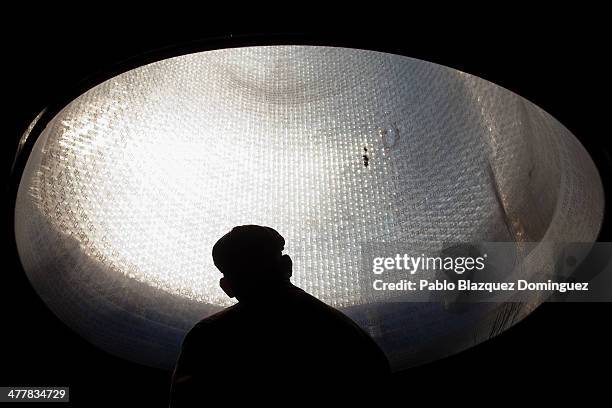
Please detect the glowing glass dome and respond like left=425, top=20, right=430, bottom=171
left=14, top=46, right=603, bottom=369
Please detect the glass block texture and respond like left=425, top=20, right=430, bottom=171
left=14, top=46, right=604, bottom=369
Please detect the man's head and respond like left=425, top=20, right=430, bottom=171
left=212, top=225, right=292, bottom=300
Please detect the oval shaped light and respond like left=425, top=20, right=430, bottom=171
left=14, top=46, right=604, bottom=369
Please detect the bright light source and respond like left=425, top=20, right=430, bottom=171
left=14, top=46, right=604, bottom=369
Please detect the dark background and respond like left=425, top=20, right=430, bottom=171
left=2, top=14, right=610, bottom=406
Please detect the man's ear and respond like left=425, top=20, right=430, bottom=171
left=280, top=254, right=292, bottom=278
left=219, top=277, right=236, bottom=298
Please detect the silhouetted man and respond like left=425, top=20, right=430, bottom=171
left=170, top=225, right=389, bottom=404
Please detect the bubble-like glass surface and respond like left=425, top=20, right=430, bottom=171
left=15, top=46, right=603, bottom=369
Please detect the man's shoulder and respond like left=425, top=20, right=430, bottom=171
left=290, top=288, right=365, bottom=328
left=190, top=304, right=242, bottom=332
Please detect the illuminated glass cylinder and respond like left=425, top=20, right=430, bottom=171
left=14, top=46, right=603, bottom=369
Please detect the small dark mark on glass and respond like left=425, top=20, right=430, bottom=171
left=363, top=146, right=369, bottom=167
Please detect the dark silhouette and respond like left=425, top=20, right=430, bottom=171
left=170, top=225, right=389, bottom=404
